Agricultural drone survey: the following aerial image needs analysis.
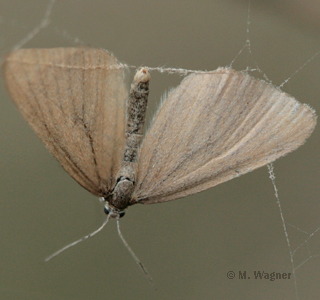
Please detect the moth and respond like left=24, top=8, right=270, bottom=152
left=3, top=48, right=316, bottom=265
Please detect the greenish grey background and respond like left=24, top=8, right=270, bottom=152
left=1, top=0, right=320, bottom=299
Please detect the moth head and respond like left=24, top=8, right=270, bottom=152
left=103, top=201, right=126, bottom=218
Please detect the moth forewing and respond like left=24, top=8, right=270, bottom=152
left=133, top=68, right=316, bottom=204
left=4, top=48, right=127, bottom=196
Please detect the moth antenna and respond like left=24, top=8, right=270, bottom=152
left=116, top=218, right=156, bottom=289
left=45, top=215, right=111, bottom=262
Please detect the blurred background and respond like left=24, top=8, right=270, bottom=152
left=0, top=0, right=320, bottom=299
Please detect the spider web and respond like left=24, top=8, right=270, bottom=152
left=0, top=1, right=319, bottom=300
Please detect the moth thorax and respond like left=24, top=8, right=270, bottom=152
left=109, top=178, right=134, bottom=210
